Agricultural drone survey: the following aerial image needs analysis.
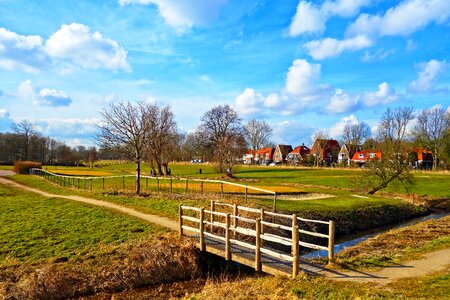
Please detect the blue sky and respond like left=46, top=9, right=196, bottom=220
left=0, top=0, right=449, bottom=147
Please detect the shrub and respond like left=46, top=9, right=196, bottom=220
left=13, top=161, right=42, bottom=174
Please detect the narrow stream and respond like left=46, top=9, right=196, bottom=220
left=303, top=212, right=449, bottom=259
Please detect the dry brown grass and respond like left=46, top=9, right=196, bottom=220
left=0, top=233, right=200, bottom=300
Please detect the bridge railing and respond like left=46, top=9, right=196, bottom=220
left=179, top=202, right=335, bottom=278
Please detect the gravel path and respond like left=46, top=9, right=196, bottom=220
left=0, top=176, right=178, bottom=231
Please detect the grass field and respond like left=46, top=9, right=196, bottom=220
left=0, top=183, right=165, bottom=266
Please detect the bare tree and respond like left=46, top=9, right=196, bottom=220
left=97, top=101, right=152, bottom=194
left=413, top=106, right=450, bottom=171
left=86, top=146, right=99, bottom=169
left=198, top=105, right=245, bottom=174
left=11, top=120, right=37, bottom=161
left=244, top=119, right=272, bottom=162
left=364, top=107, right=415, bottom=195
left=311, top=131, right=329, bottom=167
left=342, top=122, right=371, bottom=164
left=144, top=105, right=178, bottom=176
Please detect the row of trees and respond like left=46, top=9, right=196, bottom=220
left=0, top=120, right=100, bottom=166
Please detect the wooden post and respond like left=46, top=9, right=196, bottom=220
left=77, top=178, right=80, bottom=189
left=170, top=178, right=173, bottom=193
left=199, top=208, right=205, bottom=251
left=89, top=178, right=93, bottom=192
left=72, top=177, right=75, bottom=187
left=210, top=201, right=215, bottom=231
left=225, top=213, right=231, bottom=261
left=102, top=177, right=105, bottom=190
left=328, top=220, right=335, bottom=264
left=122, top=175, right=125, bottom=190
left=179, top=204, right=183, bottom=237
left=273, top=193, right=277, bottom=212
left=255, top=218, right=262, bottom=272
left=185, top=179, right=188, bottom=193
left=292, top=213, right=299, bottom=278
left=260, top=208, right=265, bottom=246
left=245, top=187, right=248, bottom=202
left=233, top=204, right=238, bottom=238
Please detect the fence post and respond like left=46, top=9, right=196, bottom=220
left=245, top=187, right=248, bottom=202
left=233, top=204, right=238, bottom=238
left=255, top=218, right=262, bottom=272
left=122, top=175, right=125, bottom=190
left=72, top=177, right=75, bottom=187
left=199, top=208, right=205, bottom=251
left=292, top=213, right=299, bottom=278
left=89, top=178, right=93, bottom=191
left=225, top=213, right=231, bottom=261
left=210, top=200, right=215, bottom=231
left=185, top=179, right=188, bottom=193
left=328, top=220, right=335, bottom=264
left=77, top=178, right=80, bottom=189
left=179, top=204, right=183, bottom=237
left=273, top=193, right=277, bottom=212
left=102, top=177, right=105, bottom=190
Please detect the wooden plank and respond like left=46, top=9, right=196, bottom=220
left=298, top=229, right=329, bottom=239
left=237, top=206, right=261, bottom=213
left=299, top=241, right=328, bottom=251
left=181, top=206, right=201, bottom=212
left=260, top=221, right=291, bottom=231
left=260, top=247, right=293, bottom=262
left=297, top=217, right=330, bottom=225
left=181, top=216, right=200, bottom=223
left=234, top=227, right=256, bottom=237
left=264, top=211, right=292, bottom=219
left=233, top=215, right=256, bottom=224
left=204, top=231, right=226, bottom=242
left=229, top=238, right=257, bottom=251
left=181, top=225, right=200, bottom=234
left=261, top=233, right=292, bottom=246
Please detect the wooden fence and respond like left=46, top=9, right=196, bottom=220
left=179, top=201, right=335, bottom=277
left=30, top=168, right=280, bottom=210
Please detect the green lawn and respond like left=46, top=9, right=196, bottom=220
left=0, top=183, right=166, bottom=265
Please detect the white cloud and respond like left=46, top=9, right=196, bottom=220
left=272, top=120, right=315, bottom=146
left=304, top=35, right=372, bottom=60
left=119, top=0, right=227, bottom=32
left=327, top=89, right=359, bottom=113
left=362, top=48, right=395, bottom=62
left=363, top=82, right=401, bottom=106
left=346, top=0, right=450, bottom=38
left=408, top=60, right=447, bottom=93
left=18, top=80, right=73, bottom=107
left=45, top=23, right=130, bottom=71
left=288, top=0, right=370, bottom=36
left=0, top=27, right=47, bottom=72
left=329, top=114, right=359, bottom=138
left=234, top=88, right=264, bottom=117
left=0, top=108, right=9, bottom=118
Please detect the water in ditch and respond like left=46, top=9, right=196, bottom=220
left=303, top=212, right=449, bottom=259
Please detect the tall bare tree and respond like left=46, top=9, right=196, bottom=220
left=311, top=131, right=329, bottom=167
left=364, top=107, right=415, bottom=195
left=342, top=122, right=371, bottom=163
left=97, top=101, right=152, bottom=194
left=413, top=106, right=450, bottom=171
left=198, top=105, right=245, bottom=174
left=11, top=120, right=37, bottom=161
left=244, top=119, right=272, bottom=162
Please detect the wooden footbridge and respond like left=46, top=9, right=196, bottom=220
left=179, top=202, right=335, bottom=277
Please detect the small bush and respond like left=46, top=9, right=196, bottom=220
left=13, top=161, right=42, bottom=174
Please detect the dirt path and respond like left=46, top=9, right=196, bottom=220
left=0, top=176, right=178, bottom=231
left=319, top=248, right=450, bottom=283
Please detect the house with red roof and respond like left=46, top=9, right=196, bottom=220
left=411, top=148, right=433, bottom=169
left=311, top=139, right=340, bottom=164
left=286, top=144, right=310, bottom=165
left=273, top=144, right=293, bottom=164
left=254, top=147, right=275, bottom=165
left=351, top=149, right=382, bottom=165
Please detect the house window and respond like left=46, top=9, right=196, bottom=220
left=358, top=154, right=364, bottom=158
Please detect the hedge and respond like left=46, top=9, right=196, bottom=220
left=13, top=161, right=42, bottom=174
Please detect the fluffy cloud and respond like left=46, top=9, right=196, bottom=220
left=119, top=0, right=227, bottom=32
left=45, top=23, right=129, bottom=71
left=346, top=0, right=450, bottom=38
left=408, top=60, right=448, bottom=93
left=328, top=114, right=359, bottom=138
left=272, top=120, right=316, bottom=146
left=18, top=80, right=72, bottom=107
left=304, top=35, right=373, bottom=60
left=0, top=27, right=48, bottom=72
left=327, top=89, right=359, bottom=113
left=234, top=88, right=264, bottom=117
left=363, top=82, right=401, bottom=106
left=0, top=108, right=9, bottom=118
left=288, top=0, right=370, bottom=36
